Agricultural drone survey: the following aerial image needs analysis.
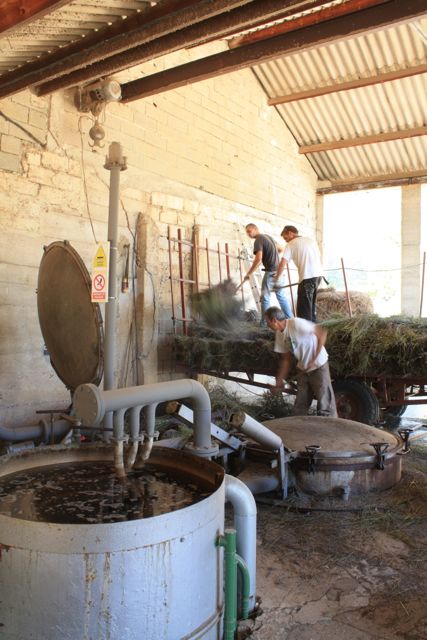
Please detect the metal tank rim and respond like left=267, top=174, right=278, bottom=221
left=0, top=444, right=225, bottom=554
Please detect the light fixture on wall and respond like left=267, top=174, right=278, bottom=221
left=75, top=79, right=122, bottom=148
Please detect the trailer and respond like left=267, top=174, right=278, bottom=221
left=175, top=357, right=427, bottom=426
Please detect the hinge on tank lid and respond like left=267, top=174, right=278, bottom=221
left=370, top=442, right=389, bottom=470
left=397, top=428, right=412, bottom=453
left=305, top=444, right=321, bottom=474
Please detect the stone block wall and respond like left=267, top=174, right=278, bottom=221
left=0, top=44, right=317, bottom=426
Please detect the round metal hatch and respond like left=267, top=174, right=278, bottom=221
left=263, top=416, right=403, bottom=496
left=37, top=241, right=104, bottom=392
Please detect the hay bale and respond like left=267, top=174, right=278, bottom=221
left=191, top=279, right=241, bottom=328
left=175, top=315, right=427, bottom=380
left=324, top=315, right=427, bottom=378
left=316, top=288, right=373, bottom=321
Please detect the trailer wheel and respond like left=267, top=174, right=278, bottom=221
left=332, top=379, right=380, bottom=425
left=383, top=404, right=407, bottom=418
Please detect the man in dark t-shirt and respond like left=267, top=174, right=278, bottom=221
left=244, top=223, right=293, bottom=323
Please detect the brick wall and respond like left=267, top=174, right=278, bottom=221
left=0, top=45, right=317, bottom=427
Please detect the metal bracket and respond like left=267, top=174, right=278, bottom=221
left=305, top=444, right=321, bottom=474
left=370, top=442, right=389, bottom=470
left=277, top=444, right=290, bottom=499
left=397, top=428, right=412, bottom=453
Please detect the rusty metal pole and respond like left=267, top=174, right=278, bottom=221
left=238, top=253, right=245, bottom=309
left=225, top=242, right=231, bottom=280
left=217, top=242, right=222, bottom=282
left=167, top=226, right=176, bottom=333
left=341, top=257, right=353, bottom=318
left=206, top=238, right=211, bottom=288
left=286, top=263, right=296, bottom=316
left=420, top=250, right=426, bottom=318
left=177, top=228, right=187, bottom=334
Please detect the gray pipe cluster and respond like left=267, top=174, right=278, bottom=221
left=73, top=378, right=219, bottom=476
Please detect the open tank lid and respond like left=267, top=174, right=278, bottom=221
left=264, top=416, right=401, bottom=458
left=37, top=241, right=104, bottom=392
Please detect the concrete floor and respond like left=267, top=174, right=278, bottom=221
left=241, top=442, right=427, bottom=640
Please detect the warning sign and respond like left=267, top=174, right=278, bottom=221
left=91, top=270, right=108, bottom=303
left=91, top=242, right=109, bottom=303
left=92, top=242, right=109, bottom=270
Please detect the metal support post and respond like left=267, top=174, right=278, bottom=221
left=104, top=142, right=127, bottom=435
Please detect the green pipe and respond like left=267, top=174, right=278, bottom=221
left=236, top=553, right=250, bottom=620
left=217, top=529, right=238, bottom=640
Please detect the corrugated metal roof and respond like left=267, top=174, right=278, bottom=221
left=0, top=0, right=154, bottom=74
left=252, top=17, right=427, bottom=187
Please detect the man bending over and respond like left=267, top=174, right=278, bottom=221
left=265, top=306, right=337, bottom=417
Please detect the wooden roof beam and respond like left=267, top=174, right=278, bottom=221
left=229, top=0, right=391, bottom=49
left=0, top=0, right=71, bottom=35
left=317, top=170, right=427, bottom=194
left=119, top=0, right=427, bottom=103
left=0, top=0, right=250, bottom=99
left=268, top=62, right=427, bottom=105
left=299, top=126, right=427, bottom=154
left=34, top=1, right=320, bottom=97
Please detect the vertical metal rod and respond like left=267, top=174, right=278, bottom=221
left=286, top=263, right=296, bottom=316
left=104, top=142, right=127, bottom=435
left=238, top=255, right=245, bottom=308
left=206, top=238, right=211, bottom=288
left=225, top=242, right=231, bottom=280
left=177, top=228, right=187, bottom=335
left=193, top=230, right=199, bottom=294
left=420, top=250, right=426, bottom=318
left=217, top=242, right=222, bottom=282
left=167, top=226, right=176, bottom=333
left=341, top=257, right=353, bottom=317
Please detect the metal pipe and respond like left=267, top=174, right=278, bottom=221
left=236, top=554, right=251, bottom=620
left=73, top=379, right=218, bottom=457
left=239, top=471, right=280, bottom=495
left=225, top=475, right=257, bottom=612
left=113, top=408, right=127, bottom=478
left=126, top=404, right=143, bottom=470
left=216, top=529, right=238, bottom=640
left=103, top=143, right=127, bottom=436
left=0, top=419, right=70, bottom=443
left=140, top=403, right=157, bottom=462
left=229, top=411, right=283, bottom=451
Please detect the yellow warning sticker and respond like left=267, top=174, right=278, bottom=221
left=93, top=242, right=109, bottom=269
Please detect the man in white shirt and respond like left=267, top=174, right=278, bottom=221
left=275, top=225, right=323, bottom=322
left=264, top=306, right=337, bottom=417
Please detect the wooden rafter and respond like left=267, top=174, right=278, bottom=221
left=34, top=0, right=323, bottom=97
left=268, top=62, right=427, bottom=105
left=229, top=0, right=391, bottom=48
left=0, top=0, right=71, bottom=35
left=0, top=0, right=250, bottom=99
left=299, top=126, right=427, bottom=154
left=317, top=169, right=427, bottom=194
left=120, top=0, right=427, bottom=103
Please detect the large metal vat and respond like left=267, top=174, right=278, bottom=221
left=263, top=416, right=404, bottom=497
left=0, top=445, right=225, bottom=640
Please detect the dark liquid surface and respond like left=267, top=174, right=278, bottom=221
left=0, top=462, right=207, bottom=524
